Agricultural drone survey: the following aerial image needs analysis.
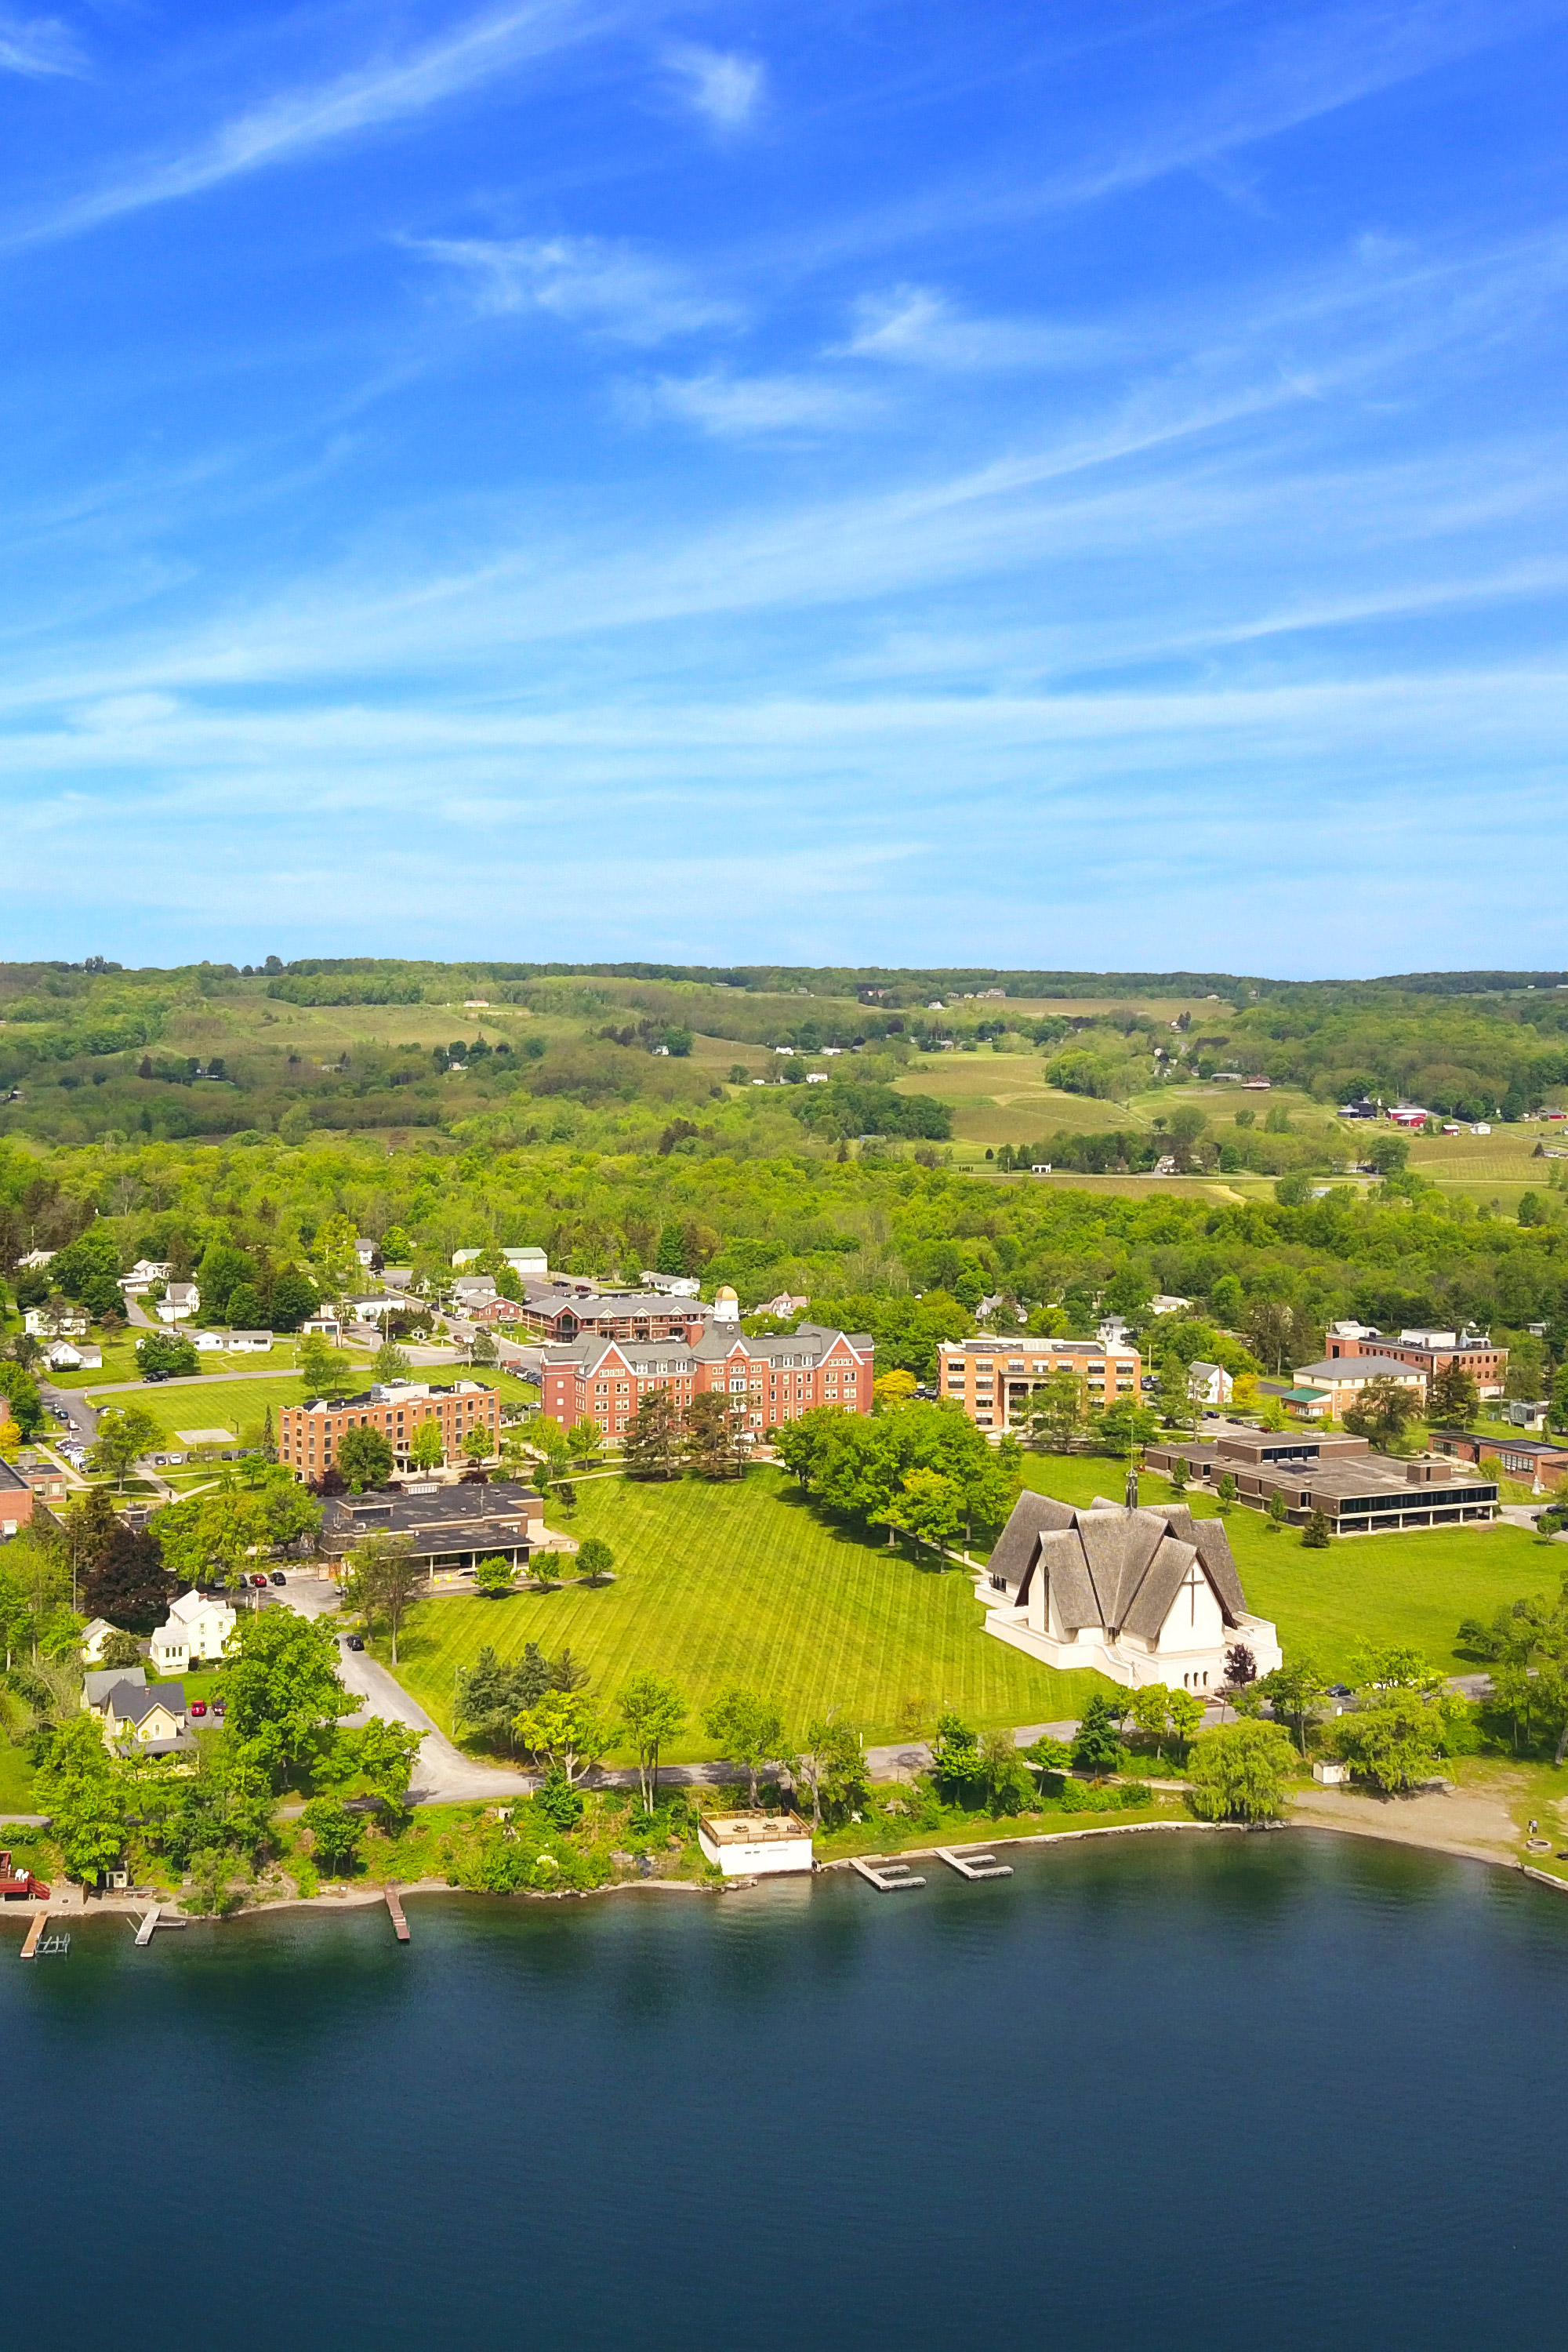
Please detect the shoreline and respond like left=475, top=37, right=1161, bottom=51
left=5, top=1803, right=1565, bottom=1938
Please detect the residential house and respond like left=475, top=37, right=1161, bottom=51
left=278, top=1379, right=500, bottom=1481
left=149, top=1589, right=239, bottom=1675
left=94, top=1677, right=194, bottom=1759
left=14, top=1248, right=54, bottom=1271
left=936, top=1334, right=1142, bottom=1434
left=192, top=1330, right=227, bottom=1352
left=1145, top=1427, right=1499, bottom=1534
left=83, top=1664, right=143, bottom=1707
left=80, top=1621, right=121, bottom=1668
left=639, top=1271, right=702, bottom=1297
left=353, top=1238, right=377, bottom=1269
left=317, top=1479, right=543, bottom=1573
left=226, top=1330, right=274, bottom=1353
left=157, top=1282, right=200, bottom=1324
left=43, top=1338, right=102, bottom=1370
left=0, top=1460, right=34, bottom=1539
left=982, top=1494, right=1282, bottom=1690
left=121, top=1258, right=172, bottom=1294
left=540, top=1323, right=873, bottom=1440
left=24, top=1302, right=89, bottom=1338
left=300, top=1312, right=343, bottom=1340
left=1187, top=1361, right=1233, bottom=1407
left=344, top=1293, right=404, bottom=1325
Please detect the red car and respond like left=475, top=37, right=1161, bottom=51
left=190, top=1700, right=207, bottom=1718
left=251, top=1573, right=270, bottom=1588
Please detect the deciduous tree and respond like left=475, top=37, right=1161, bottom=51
left=1186, top=1720, right=1294, bottom=1821
left=702, top=1685, right=785, bottom=1807
left=619, top=1671, right=688, bottom=1809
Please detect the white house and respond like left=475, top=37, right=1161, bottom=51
left=192, top=1330, right=227, bottom=1352
left=353, top=1237, right=377, bottom=1269
left=15, top=1248, right=54, bottom=1271
left=981, top=1493, right=1282, bottom=1692
left=158, top=1282, right=200, bottom=1324
left=80, top=1619, right=120, bottom=1668
left=1188, top=1361, right=1234, bottom=1407
left=24, top=1303, right=88, bottom=1338
left=452, top=1248, right=485, bottom=1268
left=43, top=1338, right=102, bottom=1370
left=122, top=1258, right=172, bottom=1294
left=301, top=1312, right=343, bottom=1339
left=149, top=1589, right=238, bottom=1676
left=697, top=1814, right=815, bottom=1877
left=226, top=1330, right=274, bottom=1353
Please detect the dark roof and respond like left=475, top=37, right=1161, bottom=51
left=103, top=1679, right=187, bottom=1724
left=0, top=1459, right=27, bottom=1495
left=321, top=1479, right=540, bottom=1554
left=84, top=1666, right=146, bottom=1708
left=989, top=1494, right=1248, bottom=1636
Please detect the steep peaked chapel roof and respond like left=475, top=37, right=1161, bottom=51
left=993, top=1494, right=1247, bottom=1639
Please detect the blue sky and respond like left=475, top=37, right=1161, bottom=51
left=3, top=0, right=1568, bottom=975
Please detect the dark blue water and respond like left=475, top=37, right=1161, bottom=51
left=5, top=1833, right=1565, bottom=2350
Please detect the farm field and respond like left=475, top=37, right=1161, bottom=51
left=380, top=1466, right=1104, bottom=1758
left=1017, top=1455, right=1548, bottom=1679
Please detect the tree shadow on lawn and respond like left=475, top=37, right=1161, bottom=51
left=770, top=1483, right=989, bottom=1573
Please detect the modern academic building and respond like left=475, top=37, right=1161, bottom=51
left=1144, top=1426, right=1499, bottom=1535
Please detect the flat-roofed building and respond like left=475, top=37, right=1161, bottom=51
left=318, top=1479, right=544, bottom=1573
left=1145, top=1426, right=1498, bottom=1534
left=1321, top=1322, right=1508, bottom=1396
left=278, top=1378, right=500, bottom=1481
left=540, top=1323, right=873, bottom=1440
left=0, top=1459, right=34, bottom=1540
left=938, top=1334, right=1142, bottom=1434
left=697, top=1815, right=815, bottom=1877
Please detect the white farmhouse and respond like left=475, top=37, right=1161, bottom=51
left=158, top=1282, right=201, bottom=1324
left=150, top=1588, right=238, bottom=1676
left=981, top=1494, right=1281, bottom=1693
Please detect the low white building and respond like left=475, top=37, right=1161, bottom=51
left=698, top=1815, right=815, bottom=1877
left=150, top=1589, right=239, bottom=1676
left=981, top=1493, right=1282, bottom=1693
left=43, top=1338, right=102, bottom=1370
left=193, top=1330, right=226, bottom=1351
left=1188, top=1361, right=1233, bottom=1407
left=15, top=1248, right=55, bottom=1271
left=452, top=1248, right=485, bottom=1268
left=226, top=1330, right=274, bottom=1352
left=503, top=1247, right=548, bottom=1276
left=158, top=1282, right=200, bottom=1324
left=80, top=1618, right=120, bottom=1668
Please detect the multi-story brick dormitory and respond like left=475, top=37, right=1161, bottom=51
left=317, top=1480, right=544, bottom=1575
left=1143, top=1427, right=1498, bottom=1535
left=278, top=1379, right=499, bottom=1482
left=937, top=1335, right=1142, bottom=1433
left=511, top=1282, right=714, bottom=1347
left=541, top=1323, right=873, bottom=1440
left=1320, top=1322, right=1508, bottom=1396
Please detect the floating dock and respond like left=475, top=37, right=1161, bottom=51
left=19, top=1911, right=46, bottom=1960
left=386, top=1888, right=410, bottom=1941
left=851, top=1856, right=925, bottom=1893
left=936, top=1846, right=1014, bottom=1881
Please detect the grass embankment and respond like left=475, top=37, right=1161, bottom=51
left=1015, top=1454, right=1552, bottom=1681
left=379, top=1467, right=1102, bottom=1759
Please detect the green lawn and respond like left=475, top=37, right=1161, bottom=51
left=89, top=1375, right=307, bottom=1446
left=1016, top=1454, right=1551, bottom=1679
left=382, top=1467, right=1105, bottom=1759
left=0, top=1745, right=38, bottom=1812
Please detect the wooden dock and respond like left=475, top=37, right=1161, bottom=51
left=936, top=1846, right=1014, bottom=1881
left=19, top=1911, right=45, bottom=1960
left=386, top=1888, right=410, bottom=1942
left=851, top=1856, right=925, bottom=1893
left=134, top=1907, right=159, bottom=1945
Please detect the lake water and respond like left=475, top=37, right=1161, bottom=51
left=6, top=1831, right=1566, bottom=2351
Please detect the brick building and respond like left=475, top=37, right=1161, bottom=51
left=1321, top=1322, right=1508, bottom=1396
left=540, top=1322, right=873, bottom=1442
left=512, top=1282, right=710, bottom=1346
left=0, top=1459, right=34, bottom=1540
left=937, top=1334, right=1142, bottom=1433
left=278, top=1378, right=500, bottom=1482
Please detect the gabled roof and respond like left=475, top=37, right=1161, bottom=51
left=103, top=1679, right=187, bottom=1725
left=85, top=1665, right=146, bottom=1708
left=989, top=1494, right=1249, bottom=1641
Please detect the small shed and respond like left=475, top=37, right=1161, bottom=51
left=1312, top=1759, right=1349, bottom=1786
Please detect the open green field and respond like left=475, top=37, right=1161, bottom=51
left=89, top=1374, right=307, bottom=1444
left=381, top=1467, right=1105, bottom=1758
left=1017, top=1455, right=1550, bottom=1679
left=0, top=1745, right=37, bottom=1811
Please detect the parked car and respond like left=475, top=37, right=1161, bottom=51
left=269, top=1570, right=286, bottom=1586
left=190, top=1700, right=207, bottom=1718
left=347, top=1635, right=365, bottom=1653
left=1327, top=1683, right=1352, bottom=1697
left=143, top=1370, right=170, bottom=1384
left=250, top=1573, right=270, bottom=1588
left=211, top=1700, right=226, bottom=1718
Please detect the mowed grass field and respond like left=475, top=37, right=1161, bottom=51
left=1017, top=1455, right=1550, bottom=1679
left=384, top=1468, right=1105, bottom=1759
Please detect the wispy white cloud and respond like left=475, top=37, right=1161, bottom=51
left=640, top=369, right=883, bottom=437
left=665, top=42, right=764, bottom=132
left=1, top=0, right=618, bottom=249
left=413, top=231, right=739, bottom=343
left=0, top=9, right=82, bottom=77
left=837, top=284, right=1116, bottom=372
